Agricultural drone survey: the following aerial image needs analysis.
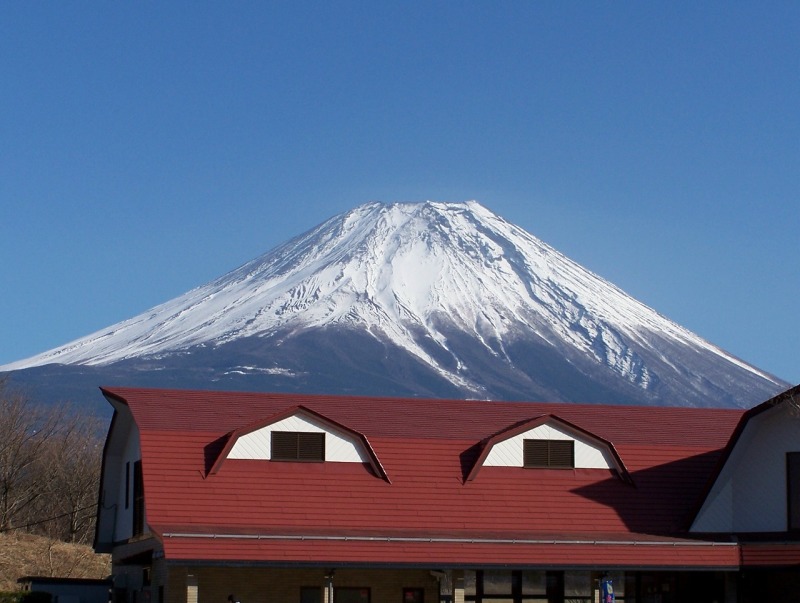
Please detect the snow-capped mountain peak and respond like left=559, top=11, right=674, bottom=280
left=1, top=201, right=785, bottom=408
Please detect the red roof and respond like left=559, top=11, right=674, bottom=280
left=101, top=387, right=745, bottom=568
left=739, top=542, right=800, bottom=567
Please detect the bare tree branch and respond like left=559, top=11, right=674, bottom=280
left=0, top=379, right=103, bottom=543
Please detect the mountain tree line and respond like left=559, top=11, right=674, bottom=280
left=0, top=379, right=103, bottom=545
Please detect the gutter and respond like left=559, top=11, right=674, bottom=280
left=160, top=532, right=737, bottom=547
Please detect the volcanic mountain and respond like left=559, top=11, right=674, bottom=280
left=1, top=201, right=787, bottom=410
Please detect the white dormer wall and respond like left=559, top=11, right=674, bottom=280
left=692, top=403, right=800, bottom=533
left=227, top=413, right=370, bottom=463
left=483, top=422, right=614, bottom=469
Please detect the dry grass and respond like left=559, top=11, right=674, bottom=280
left=0, top=532, right=110, bottom=591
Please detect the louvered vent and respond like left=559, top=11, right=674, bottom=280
left=271, top=431, right=325, bottom=462
left=523, top=439, right=574, bottom=468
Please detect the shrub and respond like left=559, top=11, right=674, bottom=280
left=0, top=590, right=53, bottom=603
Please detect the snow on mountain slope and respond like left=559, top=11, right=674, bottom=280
left=0, top=201, right=784, bottom=405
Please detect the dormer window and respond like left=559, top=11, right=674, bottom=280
left=524, top=439, right=574, bottom=468
left=466, top=415, right=631, bottom=483
left=271, top=431, right=325, bottom=462
left=212, top=405, right=390, bottom=481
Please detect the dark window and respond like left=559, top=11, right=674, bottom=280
left=125, top=461, right=130, bottom=509
left=403, top=589, right=424, bottom=603
left=300, top=587, right=321, bottom=603
left=466, top=570, right=564, bottom=603
left=132, top=460, right=144, bottom=536
left=271, top=431, right=325, bottom=462
left=335, top=588, right=370, bottom=603
left=788, top=452, right=800, bottom=530
left=524, top=439, right=574, bottom=468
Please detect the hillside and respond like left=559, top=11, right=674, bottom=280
left=0, top=533, right=110, bottom=591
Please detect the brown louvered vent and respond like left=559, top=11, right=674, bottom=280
left=523, top=439, right=574, bottom=468
left=271, top=431, right=325, bottom=462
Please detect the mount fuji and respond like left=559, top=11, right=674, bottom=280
left=1, top=201, right=787, bottom=411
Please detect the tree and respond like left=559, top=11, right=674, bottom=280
left=0, top=379, right=104, bottom=544
left=36, top=415, right=104, bottom=543
left=0, top=380, right=62, bottom=531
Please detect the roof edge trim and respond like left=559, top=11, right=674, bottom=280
left=159, top=531, right=737, bottom=547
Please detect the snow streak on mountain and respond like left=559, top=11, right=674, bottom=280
left=1, top=201, right=786, bottom=408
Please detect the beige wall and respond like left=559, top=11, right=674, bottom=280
left=163, top=566, right=440, bottom=603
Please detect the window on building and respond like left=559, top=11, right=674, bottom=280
left=271, top=431, right=325, bottom=462
left=125, top=461, right=130, bottom=509
left=335, top=588, right=370, bottom=603
left=300, top=587, right=321, bottom=603
left=403, top=588, right=424, bottom=603
left=523, top=439, right=574, bottom=468
left=483, top=570, right=512, bottom=596
left=465, top=570, right=561, bottom=603
left=787, top=452, right=800, bottom=530
left=132, top=460, right=144, bottom=536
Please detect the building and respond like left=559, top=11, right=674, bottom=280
left=94, top=384, right=800, bottom=603
left=17, top=576, right=112, bottom=603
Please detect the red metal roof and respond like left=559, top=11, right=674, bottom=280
left=101, top=386, right=745, bottom=568
left=155, top=533, right=741, bottom=569
left=739, top=542, right=800, bottom=567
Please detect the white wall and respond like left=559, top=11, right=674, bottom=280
left=482, top=422, right=614, bottom=469
left=98, top=404, right=144, bottom=545
left=227, top=413, right=370, bottom=463
left=692, top=404, right=800, bottom=533
left=115, top=423, right=142, bottom=540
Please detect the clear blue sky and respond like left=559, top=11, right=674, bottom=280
left=1, top=2, right=798, bottom=384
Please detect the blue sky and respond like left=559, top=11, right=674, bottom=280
left=1, top=2, right=798, bottom=385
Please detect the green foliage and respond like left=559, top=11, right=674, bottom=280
left=0, top=592, right=23, bottom=603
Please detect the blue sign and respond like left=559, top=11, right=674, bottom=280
left=600, top=578, right=614, bottom=603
